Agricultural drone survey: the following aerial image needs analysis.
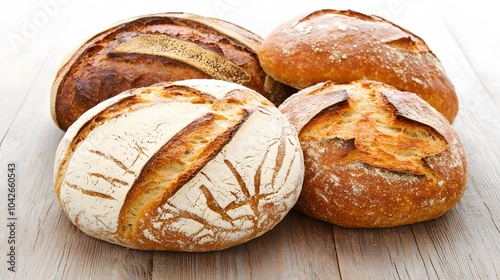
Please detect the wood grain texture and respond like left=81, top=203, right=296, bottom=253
left=0, top=56, right=49, bottom=141
left=152, top=211, right=339, bottom=280
left=1, top=1, right=499, bottom=279
left=334, top=226, right=432, bottom=280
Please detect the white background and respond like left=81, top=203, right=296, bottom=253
left=0, top=0, right=498, bottom=97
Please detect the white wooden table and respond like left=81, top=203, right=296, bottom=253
left=1, top=1, right=499, bottom=279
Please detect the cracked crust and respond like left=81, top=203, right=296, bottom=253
left=54, top=79, right=304, bottom=251
left=279, top=80, right=467, bottom=228
left=51, top=12, right=291, bottom=131
left=259, top=9, right=459, bottom=122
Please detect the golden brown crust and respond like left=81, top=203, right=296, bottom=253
left=259, top=9, right=459, bottom=123
left=51, top=12, right=290, bottom=131
left=279, top=80, right=467, bottom=228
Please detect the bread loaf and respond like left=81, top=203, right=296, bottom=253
left=53, top=79, right=304, bottom=251
left=279, top=80, right=467, bottom=228
left=259, top=9, right=459, bottom=123
left=51, top=12, right=290, bottom=131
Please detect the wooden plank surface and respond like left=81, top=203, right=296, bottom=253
left=1, top=1, right=499, bottom=279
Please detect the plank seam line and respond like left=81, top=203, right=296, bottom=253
left=410, top=225, right=435, bottom=279
left=331, top=225, right=343, bottom=280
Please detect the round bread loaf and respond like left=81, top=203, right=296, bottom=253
left=259, top=9, right=459, bottom=123
left=53, top=79, right=304, bottom=251
left=279, top=80, right=467, bottom=228
left=51, top=12, right=290, bottom=131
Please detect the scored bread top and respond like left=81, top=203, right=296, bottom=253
left=54, top=79, right=304, bottom=251
left=51, top=12, right=289, bottom=131
left=279, top=80, right=467, bottom=227
left=259, top=9, right=459, bottom=123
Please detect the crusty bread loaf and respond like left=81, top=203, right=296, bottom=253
left=51, top=12, right=290, bottom=131
left=279, top=80, right=467, bottom=228
left=259, top=9, right=459, bottom=123
left=53, top=79, right=304, bottom=251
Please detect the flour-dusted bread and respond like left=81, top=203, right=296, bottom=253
left=51, top=12, right=290, bottom=131
left=259, top=9, right=459, bottom=123
left=279, top=80, right=467, bottom=228
left=53, top=79, right=304, bottom=251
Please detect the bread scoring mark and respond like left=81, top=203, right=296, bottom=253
left=224, top=159, right=250, bottom=198
left=150, top=198, right=254, bottom=250
left=291, top=21, right=313, bottom=34
left=168, top=13, right=262, bottom=52
left=294, top=9, right=369, bottom=27
left=118, top=113, right=217, bottom=237
left=381, top=89, right=448, bottom=142
left=137, top=106, right=302, bottom=251
left=119, top=106, right=253, bottom=247
left=54, top=93, right=139, bottom=198
left=152, top=199, right=227, bottom=243
left=129, top=13, right=261, bottom=53
left=167, top=80, right=252, bottom=102
left=89, top=173, right=128, bottom=187
left=65, top=183, right=116, bottom=200
left=109, top=34, right=251, bottom=85
left=299, top=81, right=449, bottom=180
left=130, top=142, right=148, bottom=168
left=59, top=100, right=210, bottom=240
left=200, top=184, right=234, bottom=224
left=153, top=83, right=218, bottom=102
left=381, top=36, right=427, bottom=53
left=282, top=141, right=300, bottom=185
left=272, top=127, right=288, bottom=186
left=88, top=149, right=136, bottom=176
left=279, top=84, right=348, bottom=132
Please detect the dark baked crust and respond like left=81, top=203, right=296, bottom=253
left=51, top=12, right=290, bottom=131
left=279, top=80, right=467, bottom=227
left=259, top=9, right=459, bottom=123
